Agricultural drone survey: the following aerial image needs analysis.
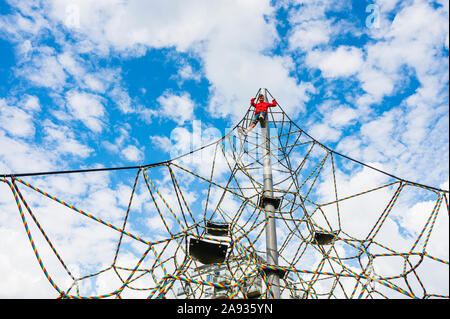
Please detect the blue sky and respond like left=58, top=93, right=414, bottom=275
left=0, top=0, right=448, bottom=298
left=0, top=0, right=448, bottom=184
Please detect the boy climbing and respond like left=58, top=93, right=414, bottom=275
left=239, top=94, right=277, bottom=135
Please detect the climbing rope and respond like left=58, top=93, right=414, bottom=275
left=0, top=90, right=448, bottom=299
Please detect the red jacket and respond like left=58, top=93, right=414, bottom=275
left=251, top=98, right=277, bottom=113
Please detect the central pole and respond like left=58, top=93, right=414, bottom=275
left=259, top=88, right=280, bottom=299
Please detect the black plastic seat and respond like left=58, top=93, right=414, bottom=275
left=258, top=195, right=281, bottom=210
left=261, top=266, right=287, bottom=280
left=312, top=231, right=337, bottom=245
left=206, top=221, right=229, bottom=237
left=188, top=238, right=229, bottom=265
left=246, top=290, right=261, bottom=299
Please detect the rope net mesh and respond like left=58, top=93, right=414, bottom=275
left=1, top=90, right=448, bottom=299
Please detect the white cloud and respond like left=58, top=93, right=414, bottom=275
left=57, top=50, right=85, bottom=78
left=18, top=48, right=68, bottom=91
left=166, top=126, right=197, bottom=160
left=286, top=0, right=357, bottom=53
left=309, top=123, right=342, bottom=143
left=43, top=120, right=93, bottom=158
left=331, top=0, right=450, bottom=187
left=306, top=45, right=364, bottom=78
left=359, top=0, right=448, bottom=102
left=47, top=0, right=222, bottom=54
left=0, top=131, right=53, bottom=174
left=289, top=18, right=331, bottom=51
left=328, top=106, right=358, bottom=128
left=0, top=2, right=49, bottom=41
left=109, top=86, right=133, bottom=114
left=121, top=145, right=144, bottom=162
left=175, top=63, right=202, bottom=83
left=42, top=0, right=313, bottom=121
left=205, top=52, right=314, bottom=120
left=65, top=90, right=106, bottom=132
left=22, top=95, right=41, bottom=111
left=103, top=125, right=150, bottom=165
left=0, top=99, right=35, bottom=138
left=83, top=74, right=107, bottom=93
left=145, top=214, right=174, bottom=234
left=287, top=0, right=335, bottom=23
left=307, top=102, right=359, bottom=143
left=0, top=226, right=57, bottom=298
left=157, top=91, right=195, bottom=125
left=360, top=109, right=400, bottom=147
left=357, top=67, right=395, bottom=103
left=149, top=135, right=173, bottom=154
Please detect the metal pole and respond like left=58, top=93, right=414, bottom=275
left=259, top=88, right=280, bottom=299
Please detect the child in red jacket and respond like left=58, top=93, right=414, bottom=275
left=239, top=94, right=277, bottom=135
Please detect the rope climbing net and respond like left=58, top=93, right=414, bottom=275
left=1, top=89, right=448, bottom=299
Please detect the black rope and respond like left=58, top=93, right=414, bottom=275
left=0, top=162, right=167, bottom=178
left=265, top=89, right=449, bottom=194
left=1, top=89, right=448, bottom=194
